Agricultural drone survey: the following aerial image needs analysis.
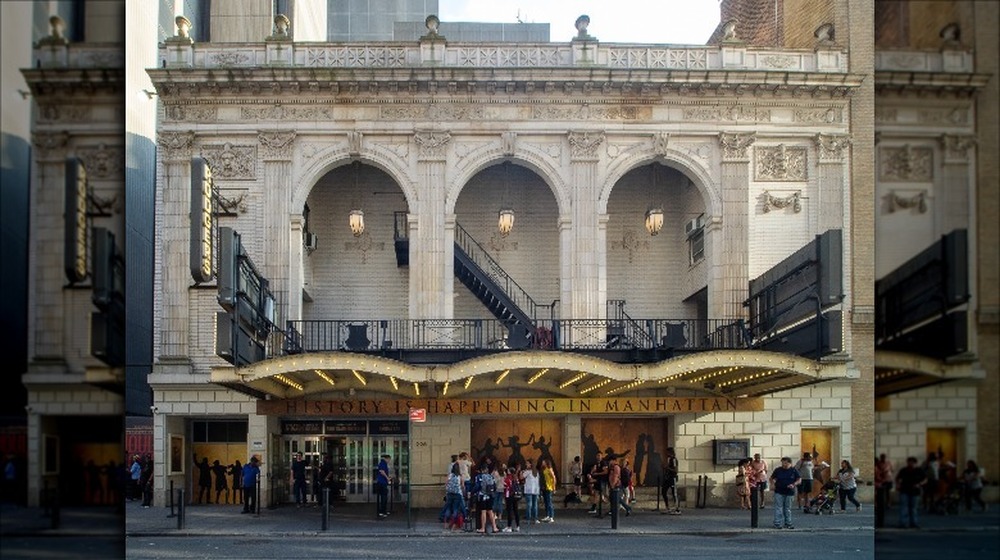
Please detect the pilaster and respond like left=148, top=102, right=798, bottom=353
left=156, top=131, right=195, bottom=362
left=258, top=130, right=296, bottom=323
left=413, top=130, right=452, bottom=319
left=716, top=132, right=755, bottom=320
left=815, top=134, right=851, bottom=234
left=938, top=135, right=975, bottom=235
left=567, top=131, right=605, bottom=319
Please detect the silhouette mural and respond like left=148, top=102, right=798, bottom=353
left=581, top=419, right=669, bottom=487
left=471, top=419, right=563, bottom=474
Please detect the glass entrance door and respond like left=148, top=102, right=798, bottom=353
left=371, top=437, right=409, bottom=507
left=283, top=436, right=322, bottom=503
left=327, top=436, right=368, bottom=502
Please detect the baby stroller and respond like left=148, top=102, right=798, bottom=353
left=805, top=480, right=838, bottom=515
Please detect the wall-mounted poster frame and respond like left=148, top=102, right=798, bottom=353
left=169, top=433, right=184, bottom=474
left=43, top=435, right=59, bottom=475
left=713, top=438, right=750, bottom=465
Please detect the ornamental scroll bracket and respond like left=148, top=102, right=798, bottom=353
left=886, top=189, right=928, bottom=214
left=761, top=190, right=802, bottom=213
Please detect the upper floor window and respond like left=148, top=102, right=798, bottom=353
left=686, top=214, right=705, bottom=265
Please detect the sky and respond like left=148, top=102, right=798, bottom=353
left=438, top=0, right=722, bottom=45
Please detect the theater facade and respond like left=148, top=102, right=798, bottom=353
left=146, top=11, right=874, bottom=508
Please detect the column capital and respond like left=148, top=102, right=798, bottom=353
left=568, top=130, right=605, bottom=161
left=414, top=130, right=451, bottom=161
left=814, top=133, right=851, bottom=162
left=31, top=131, right=69, bottom=161
left=939, top=134, right=976, bottom=164
left=258, top=130, right=297, bottom=161
left=718, top=132, right=755, bottom=162
left=157, top=130, right=195, bottom=162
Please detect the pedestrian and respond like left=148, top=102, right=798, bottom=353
left=608, top=455, right=632, bottom=517
left=491, top=462, right=505, bottom=519
left=540, top=459, right=557, bottom=522
left=376, top=454, right=391, bottom=518
left=736, top=458, right=751, bottom=509
left=290, top=452, right=307, bottom=507
left=457, top=452, right=473, bottom=498
left=837, top=460, right=861, bottom=512
left=522, top=461, right=540, bottom=523
left=242, top=456, right=261, bottom=514
left=502, top=465, right=522, bottom=532
left=140, top=455, right=154, bottom=508
left=129, top=455, right=142, bottom=501
left=962, top=460, right=986, bottom=512
left=895, top=456, right=926, bottom=528
left=587, top=451, right=607, bottom=514
left=569, top=455, right=583, bottom=497
left=794, top=453, right=815, bottom=509
left=920, top=452, right=940, bottom=512
left=769, top=456, right=801, bottom=529
left=193, top=455, right=212, bottom=504
left=661, top=447, right=680, bottom=514
left=229, top=459, right=243, bottom=505
left=621, top=459, right=635, bottom=504
left=473, top=464, right=500, bottom=534
left=750, top=453, right=769, bottom=508
left=875, top=453, right=895, bottom=507
left=211, top=459, right=229, bottom=505
left=443, top=462, right=466, bottom=531
left=3, top=454, right=17, bottom=505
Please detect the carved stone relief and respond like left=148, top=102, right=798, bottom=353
left=760, top=190, right=802, bottom=213
left=568, top=131, right=605, bottom=160
left=879, top=146, right=933, bottom=182
left=501, top=132, right=516, bottom=157
left=347, top=131, right=363, bottom=157
left=164, top=104, right=217, bottom=121
left=719, top=132, right=755, bottom=161
left=618, top=228, right=649, bottom=263
left=257, top=130, right=296, bottom=160
left=884, top=190, right=928, bottom=214
left=38, top=104, right=90, bottom=122
left=939, top=135, right=976, bottom=163
left=792, top=107, right=842, bottom=124
left=677, top=142, right=713, bottom=162
left=31, top=131, right=69, bottom=158
left=371, top=141, right=410, bottom=160
left=200, top=143, right=257, bottom=179
left=413, top=131, right=451, bottom=160
left=380, top=104, right=496, bottom=121
left=241, top=105, right=334, bottom=120
left=532, top=105, right=647, bottom=120
left=77, top=144, right=123, bottom=178
left=756, top=145, right=807, bottom=181
left=653, top=133, right=670, bottom=157
left=524, top=142, right=561, bottom=159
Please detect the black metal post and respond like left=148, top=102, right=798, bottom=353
left=321, top=488, right=330, bottom=531
left=610, top=487, right=620, bottom=529
left=255, top=475, right=261, bottom=516
left=750, top=486, right=759, bottom=528
left=177, top=488, right=186, bottom=530
left=167, top=480, right=176, bottom=517
left=656, top=475, right=661, bottom=512
left=875, top=485, right=886, bottom=528
left=50, top=490, right=60, bottom=529
left=696, top=475, right=702, bottom=509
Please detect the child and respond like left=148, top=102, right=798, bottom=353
left=736, top=459, right=751, bottom=509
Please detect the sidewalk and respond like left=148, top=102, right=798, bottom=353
left=3, top=500, right=995, bottom=539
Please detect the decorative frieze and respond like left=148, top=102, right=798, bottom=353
left=241, top=105, right=335, bottom=121
left=879, top=146, right=933, bottom=182
left=761, top=190, right=802, bottom=213
left=77, top=144, right=123, bottom=179
left=38, top=104, right=90, bottom=122
left=939, top=135, right=976, bottom=163
left=718, top=132, right=755, bottom=161
left=885, top=190, right=928, bottom=214
left=683, top=106, right=771, bottom=123
left=209, top=52, right=252, bottom=67
left=257, top=131, right=296, bottom=161
left=568, top=131, right=605, bottom=160
left=380, top=104, right=496, bottom=121
left=413, top=131, right=451, bottom=160
left=532, top=105, right=647, bottom=121
left=815, top=133, right=851, bottom=162
left=304, top=46, right=407, bottom=68
left=793, top=107, right=842, bottom=124
left=200, top=143, right=257, bottom=180
left=157, top=131, right=195, bottom=161
left=164, top=104, right=217, bottom=122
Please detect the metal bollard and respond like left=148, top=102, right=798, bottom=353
left=177, top=488, right=186, bottom=530
left=655, top=475, right=661, bottom=512
left=610, top=487, right=620, bottom=529
left=321, top=488, right=330, bottom=531
left=875, top=485, right=886, bottom=528
left=41, top=481, right=50, bottom=518
left=167, top=480, right=176, bottom=517
left=750, top=486, right=759, bottom=528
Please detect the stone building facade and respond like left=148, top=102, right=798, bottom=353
left=146, top=4, right=873, bottom=509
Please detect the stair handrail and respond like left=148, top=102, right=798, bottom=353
left=454, top=222, right=552, bottom=323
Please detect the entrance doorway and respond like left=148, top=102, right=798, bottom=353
left=801, top=428, right=834, bottom=496
left=325, top=436, right=408, bottom=503
left=926, top=428, right=962, bottom=479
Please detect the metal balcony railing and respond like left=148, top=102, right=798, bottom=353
left=279, top=318, right=750, bottom=357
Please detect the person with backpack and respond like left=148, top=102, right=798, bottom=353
left=443, top=462, right=466, bottom=531
left=473, top=464, right=500, bottom=534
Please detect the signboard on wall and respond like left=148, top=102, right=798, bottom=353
left=260, top=397, right=763, bottom=417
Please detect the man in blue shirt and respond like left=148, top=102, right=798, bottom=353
left=242, top=456, right=261, bottom=514
left=375, top=454, right=391, bottom=518
left=769, top=456, right=801, bottom=529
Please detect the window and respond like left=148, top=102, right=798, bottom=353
left=192, top=420, right=248, bottom=443
left=686, top=214, right=705, bottom=265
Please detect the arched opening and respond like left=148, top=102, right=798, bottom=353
left=301, top=162, right=410, bottom=321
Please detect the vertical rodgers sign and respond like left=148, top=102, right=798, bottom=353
left=260, top=397, right=764, bottom=416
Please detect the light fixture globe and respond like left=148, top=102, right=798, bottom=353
left=645, top=207, right=664, bottom=236
left=498, top=208, right=515, bottom=237
left=349, top=208, right=365, bottom=237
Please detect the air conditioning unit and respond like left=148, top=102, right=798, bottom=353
left=684, top=215, right=705, bottom=237
left=304, top=232, right=318, bottom=251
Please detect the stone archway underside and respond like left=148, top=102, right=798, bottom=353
left=212, top=350, right=845, bottom=401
